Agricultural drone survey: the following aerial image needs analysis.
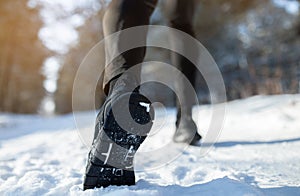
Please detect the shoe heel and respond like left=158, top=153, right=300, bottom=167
left=83, top=92, right=154, bottom=190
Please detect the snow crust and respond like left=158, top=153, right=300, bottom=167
left=1, top=95, right=300, bottom=195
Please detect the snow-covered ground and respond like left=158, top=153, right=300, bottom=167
left=0, top=95, right=300, bottom=196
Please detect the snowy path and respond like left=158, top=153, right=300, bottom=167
left=0, top=95, right=300, bottom=195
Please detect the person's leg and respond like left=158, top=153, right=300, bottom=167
left=102, top=0, right=158, bottom=95
left=84, top=0, right=157, bottom=190
left=163, top=0, right=201, bottom=144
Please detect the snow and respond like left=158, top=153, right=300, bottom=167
left=1, top=95, right=300, bottom=195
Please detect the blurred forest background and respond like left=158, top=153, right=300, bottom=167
left=0, top=0, right=299, bottom=114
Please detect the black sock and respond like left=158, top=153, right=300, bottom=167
left=107, top=78, right=118, bottom=96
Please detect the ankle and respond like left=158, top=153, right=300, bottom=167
left=108, top=73, right=140, bottom=96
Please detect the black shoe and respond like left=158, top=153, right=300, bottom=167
left=173, top=116, right=202, bottom=145
left=83, top=89, right=153, bottom=190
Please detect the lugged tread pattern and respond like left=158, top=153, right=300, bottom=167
left=83, top=92, right=153, bottom=190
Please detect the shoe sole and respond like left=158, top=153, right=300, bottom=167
left=83, top=92, right=153, bottom=190
left=173, top=133, right=202, bottom=145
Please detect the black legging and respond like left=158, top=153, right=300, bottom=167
left=102, top=0, right=197, bottom=95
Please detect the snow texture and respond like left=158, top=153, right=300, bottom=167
left=1, top=95, right=300, bottom=195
